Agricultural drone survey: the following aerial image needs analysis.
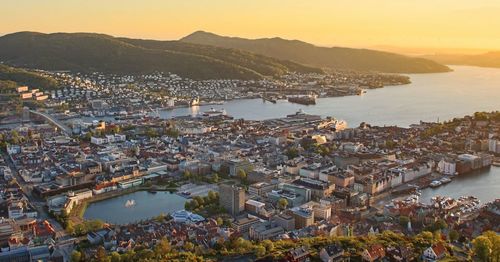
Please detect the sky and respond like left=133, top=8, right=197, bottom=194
left=2, top=0, right=500, bottom=53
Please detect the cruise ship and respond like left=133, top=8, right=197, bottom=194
left=202, top=108, right=227, bottom=117
left=287, top=94, right=317, bottom=105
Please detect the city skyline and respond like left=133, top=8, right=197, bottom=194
left=2, top=0, right=500, bottom=53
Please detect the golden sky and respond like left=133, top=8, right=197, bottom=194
left=2, top=0, right=500, bottom=52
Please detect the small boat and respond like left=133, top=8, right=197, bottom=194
left=492, top=161, right=500, bottom=167
left=148, top=190, right=157, bottom=194
left=440, top=177, right=452, bottom=184
left=429, top=180, right=442, bottom=188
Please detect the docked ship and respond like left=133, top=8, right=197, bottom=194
left=357, top=89, right=367, bottom=96
left=493, top=157, right=500, bottom=167
left=287, top=94, right=317, bottom=105
left=202, top=108, right=227, bottom=117
left=440, top=177, right=452, bottom=184
left=429, top=180, right=442, bottom=188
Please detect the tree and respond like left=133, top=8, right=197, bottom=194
left=155, top=213, right=166, bottom=223
left=232, top=237, right=254, bottom=253
left=473, top=236, right=493, bottom=262
left=145, top=127, right=159, bottom=138
left=237, top=169, right=247, bottom=182
left=212, top=173, right=220, bottom=183
left=208, top=190, right=217, bottom=201
left=448, top=230, right=459, bottom=242
left=277, top=198, right=288, bottom=210
left=154, top=238, right=171, bottom=258
left=10, top=130, right=20, bottom=144
left=262, top=239, right=274, bottom=252
left=399, top=216, right=410, bottom=227
left=184, top=241, right=195, bottom=252
left=285, top=147, right=299, bottom=159
left=216, top=217, right=224, bottom=226
left=183, top=170, right=191, bottom=180
left=165, top=128, right=179, bottom=138
left=96, top=246, right=110, bottom=262
left=184, top=201, right=192, bottom=211
left=136, top=249, right=154, bottom=260
left=255, top=245, right=266, bottom=257
left=66, top=220, right=75, bottom=235
left=109, top=252, right=121, bottom=262
left=70, top=250, right=82, bottom=262
left=481, top=231, right=500, bottom=262
left=85, top=219, right=104, bottom=232
left=434, top=219, right=447, bottom=230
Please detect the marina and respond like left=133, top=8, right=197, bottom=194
left=419, top=166, right=500, bottom=204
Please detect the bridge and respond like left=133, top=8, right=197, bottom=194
left=29, top=110, right=71, bottom=135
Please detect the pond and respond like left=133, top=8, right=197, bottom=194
left=83, top=190, right=187, bottom=224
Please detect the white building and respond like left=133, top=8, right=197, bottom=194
left=437, top=159, right=456, bottom=175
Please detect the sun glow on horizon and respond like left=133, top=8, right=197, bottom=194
left=2, top=0, right=500, bottom=52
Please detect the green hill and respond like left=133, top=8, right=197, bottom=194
left=423, top=51, right=500, bottom=68
left=0, top=64, right=59, bottom=90
left=0, top=64, right=59, bottom=111
left=119, top=38, right=323, bottom=76
left=0, top=32, right=322, bottom=80
left=181, top=31, right=451, bottom=73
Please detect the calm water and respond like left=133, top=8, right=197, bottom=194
left=83, top=191, right=186, bottom=224
left=419, top=167, right=500, bottom=204
left=159, top=66, right=500, bottom=127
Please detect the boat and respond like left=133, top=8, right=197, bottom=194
left=203, top=108, right=227, bottom=117
left=125, top=199, right=136, bottom=207
left=440, top=177, right=452, bottom=184
left=492, top=161, right=500, bottom=167
left=148, top=190, right=157, bottom=194
left=429, top=180, right=442, bottom=188
left=287, top=94, right=317, bottom=105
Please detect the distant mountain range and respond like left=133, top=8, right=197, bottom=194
left=422, top=52, right=500, bottom=69
left=181, top=31, right=451, bottom=74
left=0, top=32, right=321, bottom=80
left=0, top=31, right=450, bottom=80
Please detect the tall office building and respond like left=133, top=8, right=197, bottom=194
left=219, top=184, right=245, bottom=216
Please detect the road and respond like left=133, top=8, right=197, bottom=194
left=3, top=154, right=68, bottom=239
left=29, top=110, right=71, bottom=135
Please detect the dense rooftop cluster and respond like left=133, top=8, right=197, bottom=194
left=0, top=106, right=498, bottom=260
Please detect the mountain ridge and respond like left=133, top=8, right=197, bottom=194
left=181, top=31, right=451, bottom=73
left=0, top=32, right=322, bottom=80
left=423, top=51, right=500, bottom=69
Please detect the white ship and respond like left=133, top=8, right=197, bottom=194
left=429, top=180, right=442, bottom=188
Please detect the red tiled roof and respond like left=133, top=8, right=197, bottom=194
left=431, top=242, right=447, bottom=257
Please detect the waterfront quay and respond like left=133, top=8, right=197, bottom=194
left=0, top=105, right=498, bottom=260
